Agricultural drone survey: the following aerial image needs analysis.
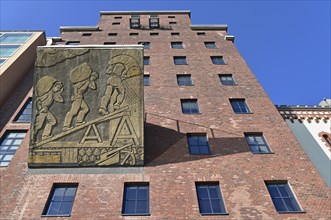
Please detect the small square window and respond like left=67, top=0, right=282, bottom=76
left=104, top=42, right=116, bottom=45
left=14, top=98, right=32, bottom=123
left=138, top=42, right=150, bottom=49
left=211, top=56, right=226, bottom=65
left=177, top=75, right=193, bottom=86
left=122, top=183, right=149, bottom=215
left=66, top=41, right=80, bottom=45
left=144, top=57, right=150, bottom=65
left=197, top=32, right=206, bottom=36
left=230, top=99, right=251, bottom=114
left=204, top=42, right=217, bottom=49
left=171, top=42, right=184, bottom=49
left=150, top=32, right=159, bottom=36
left=112, top=22, right=120, bottom=25
left=43, top=184, right=78, bottom=216
left=149, top=15, right=160, bottom=29
left=174, top=56, right=187, bottom=65
left=130, top=33, right=139, bottom=36
left=168, top=16, right=176, bottom=18
left=82, top=33, right=92, bottom=37
left=266, top=181, right=302, bottom=213
left=0, top=131, right=27, bottom=166
left=108, top=33, right=117, bottom=36
left=219, top=74, right=236, bottom=86
left=171, top=32, right=180, bottom=36
left=196, top=183, right=227, bottom=214
left=169, top=21, right=177, bottom=25
left=245, top=133, right=271, bottom=154
left=0, top=45, right=20, bottom=57
left=114, top=16, right=122, bottom=19
left=181, top=99, right=199, bottom=114
left=188, top=134, right=210, bottom=155
left=144, top=75, right=150, bottom=86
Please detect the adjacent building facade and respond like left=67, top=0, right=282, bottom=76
left=0, top=11, right=330, bottom=219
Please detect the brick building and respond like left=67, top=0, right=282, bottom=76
left=0, top=11, right=330, bottom=219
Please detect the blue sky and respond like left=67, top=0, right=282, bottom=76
left=1, top=0, right=330, bottom=105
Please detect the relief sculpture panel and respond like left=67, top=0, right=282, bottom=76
left=29, top=46, right=144, bottom=167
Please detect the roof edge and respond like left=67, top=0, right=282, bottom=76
left=60, top=26, right=100, bottom=32
left=100, top=10, right=191, bottom=18
left=190, top=25, right=228, bottom=31
left=275, top=105, right=331, bottom=110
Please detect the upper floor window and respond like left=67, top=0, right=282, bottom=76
left=144, top=75, right=150, bottom=86
left=144, top=56, right=150, bottom=65
left=196, top=183, right=227, bottom=214
left=174, top=56, right=187, bottom=65
left=219, top=74, right=236, bottom=86
left=0, top=131, right=26, bottom=166
left=65, top=41, right=80, bottom=45
left=211, top=56, right=226, bottom=65
left=43, top=184, right=78, bottom=216
left=14, top=98, right=32, bottom=123
left=168, top=16, right=176, bottom=18
left=150, top=32, right=159, bottom=36
left=112, top=22, right=120, bottom=25
left=0, top=33, right=32, bottom=43
left=139, top=42, right=150, bottom=49
left=122, top=183, right=150, bottom=215
left=177, top=74, right=193, bottom=86
left=204, top=41, right=217, bottom=49
left=230, top=99, right=251, bottom=114
left=245, top=133, right=272, bottom=154
left=265, top=181, right=302, bottom=213
left=169, top=21, right=177, bottom=25
left=197, top=32, right=206, bottom=36
left=171, top=42, right=184, bottom=49
left=130, top=15, right=140, bottom=29
left=171, top=32, right=180, bottom=36
left=0, top=45, right=20, bottom=57
left=149, top=15, right=160, bottom=28
left=0, top=58, right=6, bottom=65
left=82, top=33, right=92, bottom=37
left=130, top=33, right=139, bottom=36
left=187, top=134, right=210, bottom=155
left=108, top=33, right=117, bottom=36
left=104, top=42, right=116, bottom=45
left=114, top=16, right=122, bottom=19
left=181, top=99, right=199, bottom=114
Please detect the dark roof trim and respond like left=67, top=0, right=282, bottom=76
left=275, top=105, right=331, bottom=111
left=60, top=26, right=100, bottom=32
left=190, top=25, right=228, bottom=31
left=100, top=10, right=191, bottom=18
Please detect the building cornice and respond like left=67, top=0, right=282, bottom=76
left=190, top=25, right=228, bottom=31
left=100, top=10, right=191, bottom=18
left=60, top=26, right=100, bottom=32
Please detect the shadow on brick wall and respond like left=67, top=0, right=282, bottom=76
left=144, top=122, right=249, bottom=166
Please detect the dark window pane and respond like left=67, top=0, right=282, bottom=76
left=230, top=99, right=250, bottom=113
left=123, top=184, right=149, bottom=215
left=220, top=75, right=236, bottom=86
left=48, top=201, right=61, bottom=215
left=196, top=184, right=226, bottom=214
left=15, top=98, right=32, bottom=122
left=58, top=201, right=72, bottom=215
left=197, top=186, right=209, bottom=199
left=143, top=57, right=150, bottom=65
left=211, top=56, right=226, bottom=65
left=181, top=99, right=199, bottom=114
left=124, top=201, right=136, bottom=213
left=211, top=199, right=222, bottom=213
left=174, top=56, right=187, bottom=65
left=200, top=200, right=212, bottom=213
left=171, top=42, right=184, bottom=49
left=205, top=42, right=217, bottom=49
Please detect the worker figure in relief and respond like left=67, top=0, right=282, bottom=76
left=63, top=63, right=98, bottom=131
left=34, top=76, right=64, bottom=140
left=99, top=62, right=127, bottom=115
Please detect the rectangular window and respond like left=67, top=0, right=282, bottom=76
left=138, top=42, right=150, bottom=49
left=196, top=183, right=226, bottom=214
left=112, top=22, right=120, bottom=25
left=114, top=16, right=122, bottom=19
left=171, top=32, right=180, bottom=36
left=168, top=16, right=176, bottom=18
left=150, top=32, right=159, bottom=36
left=130, top=33, right=139, bottom=36
left=171, top=42, right=184, bottom=49
left=266, top=181, right=302, bottom=213
left=181, top=99, right=199, bottom=114
left=144, top=75, right=150, bottom=86
left=174, top=56, right=187, bottom=65
left=188, top=134, right=210, bottom=155
left=219, top=74, right=236, bottom=86
left=0, top=131, right=26, bottom=166
left=104, top=42, right=116, bottom=45
left=245, top=133, right=271, bottom=154
left=204, top=42, right=217, bottom=49
left=0, top=45, right=20, bottom=57
left=82, top=33, right=92, bottom=36
left=0, top=58, right=7, bottom=65
left=230, top=99, right=250, bottom=113
left=65, top=41, right=80, bottom=45
left=108, top=33, right=117, bottom=36
left=169, top=21, right=177, bottom=25
left=211, top=56, right=226, bottom=65
left=43, top=184, right=78, bottom=216
left=130, top=15, right=140, bottom=29
left=177, top=74, right=193, bottom=86
left=149, top=15, right=160, bottom=28
left=0, top=33, right=32, bottom=43
left=14, top=98, right=32, bottom=123
left=122, top=183, right=149, bottom=215
left=197, top=32, right=206, bottom=36
left=143, top=57, right=150, bottom=65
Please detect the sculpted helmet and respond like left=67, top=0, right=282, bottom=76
left=70, top=63, right=93, bottom=83
left=35, top=76, right=58, bottom=97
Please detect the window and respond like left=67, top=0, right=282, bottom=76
left=0, top=131, right=26, bottom=166
left=219, top=74, right=236, bottom=86
left=0, top=33, right=32, bottom=43
left=14, top=98, right=32, bottom=123
left=245, top=133, right=271, bottom=154
left=266, top=182, right=302, bottom=213
left=138, top=42, right=150, bottom=49
left=196, top=183, right=226, bottom=214
left=211, top=56, right=226, bottom=65
left=122, top=183, right=149, bottom=215
left=112, top=22, right=120, bottom=25
left=197, top=32, right=206, bottom=36
left=144, top=75, right=150, bottom=86
left=130, top=33, right=139, bottom=36
left=187, top=134, right=210, bottom=154
left=65, top=41, right=80, bottom=45
left=323, top=134, right=331, bottom=146
left=168, top=16, right=176, bottom=18
left=43, top=184, right=78, bottom=216
left=114, top=16, right=122, bottom=19
left=230, top=99, right=251, bottom=114
left=82, top=33, right=92, bottom=37
left=204, top=42, right=217, bottom=49
left=149, top=15, right=160, bottom=28
left=177, top=74, right=193, bottom=86
left=169, top=21, right=177, bottom=25
left=104, top=42, right=116, bottom=45
left=174, top=56, right=187, bottom=65
left=171, top=42, right=184, bottom=49
left=150, top=32, right=159, bottom=36
left=181, top=99, right=199, bottom=114
left=0, top=58, right=7, bottom=65
left=0, top=45, right=20, bottom=57
left=171, top=32, right=180, bottom=36
left=108, top=33, right=117, bottom=36
left=143, top=57, right=150, bottom=65
left=130, top=15, right=140, bottom=29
